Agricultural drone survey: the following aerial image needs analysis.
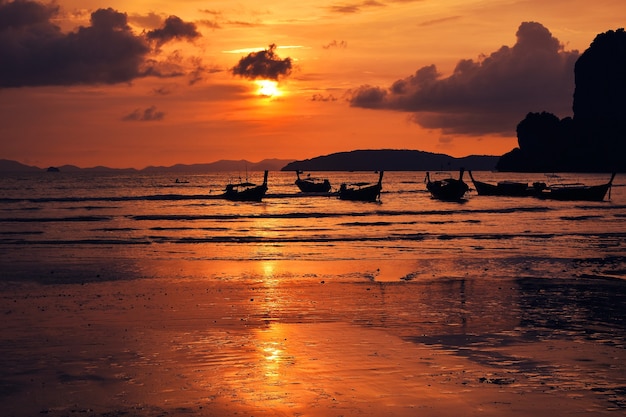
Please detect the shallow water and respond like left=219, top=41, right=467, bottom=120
left=1, top=170, right=624, bottom=282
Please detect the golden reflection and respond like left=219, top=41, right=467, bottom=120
left=256, top=261, right=288, bottom=384
left=262, top=260, right=276, bottom=280
left=251, top=215, right=284, bottom=260
left=243, top=324, right=294, bottom=409
left=256, top=260, right=280, bottom=323
left=259, top=330, right=287, bottom=381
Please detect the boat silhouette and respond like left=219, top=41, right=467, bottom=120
left=294, top=171, right=332, bottom=193
left=425, top=168, right=469, bottom=201
left=468, top=171, right=546, bottom=197
left=223, top=170, right=269, bottom=202
left=536, top=173, right=616, bottom=201
left=338, top=171, right=383, bottom=202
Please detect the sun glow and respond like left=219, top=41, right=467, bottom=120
left=255, top=80, right=282, bottom=97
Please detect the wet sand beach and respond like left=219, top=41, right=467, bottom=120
left=2, top=171, right=625, bottom=416
left=1, top=259, right=625, bottom=417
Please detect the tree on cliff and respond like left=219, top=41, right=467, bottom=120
left=497, top=28, right=626, bottom=172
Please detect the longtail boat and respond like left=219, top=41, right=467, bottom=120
left=468, top=171, right=546, bottom=197
left=339, top=171, right=383, bottom=202
left=294, top=171, right=332, bottom=193
left=223, top=170, right=269, bottom=202
left=425, top=168, right=470, bottom=201
left=536, top=173, right=616, bottom=201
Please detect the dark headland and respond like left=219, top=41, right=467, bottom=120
left=497, top=28, right=626, bottom=173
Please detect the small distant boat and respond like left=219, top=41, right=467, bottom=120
left=339, top=171, right=383, bottom=202
left=468, top=171, right=546, bottom=197
left=425, top=168, right=470, bottom=201
left=223, top=170, right=269, bottom=202
left=294, top=171, right=331, bottom=193
left=536, top=173, right=616, bottom=201
left=175, top=178, right=189, bottom=184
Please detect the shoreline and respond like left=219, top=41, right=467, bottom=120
left=2, top=263, right=625, bottom=416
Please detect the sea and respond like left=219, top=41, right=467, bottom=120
left=0, top=170, right=624, bottom=284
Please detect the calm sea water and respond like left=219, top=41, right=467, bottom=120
left=0, top=170, right=624, bottom=283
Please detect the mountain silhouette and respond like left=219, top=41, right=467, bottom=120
left=497, top=28, right=626, bottom=172
left=0, top=159, right=294, bottom=173
left=281, top=149, right=498, bottom=171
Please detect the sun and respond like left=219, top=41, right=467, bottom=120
left=255, top=80, right=282, bottom=97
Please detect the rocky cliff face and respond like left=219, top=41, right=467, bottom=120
left=572, top=29, right=626, bottom=171
left=498, top=28, right=626, bottom=172
left=573, top=29, right=626, bottom=123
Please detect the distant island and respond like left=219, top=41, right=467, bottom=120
left=0, top=150, right=498, bottom=174
left=282, top=149, right=498, bottom=171
left=0, top=158, right=295, bottom=174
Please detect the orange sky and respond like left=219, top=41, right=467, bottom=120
left=1, top=0, right=624, bottom=169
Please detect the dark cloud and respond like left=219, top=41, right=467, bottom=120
left=328, top=1, right=385, bottom=14
left=198, top=19, right=221, bottom=30
left=198, top=9, right=221, bottom=29
left=200, top=9, right=221, bottom=16
left=122, top=105, right=165, bottom=121
left=311, top=93, right=338, bottom=101
left=226, top=20, right=263, bottom=28
left=129, top=12, right=163, bottom=30
left=153, top=86, right=173, bottom=95
left=0, top=0, right=58, bottom=29
left=418, top=16, right=462, bottom=27
left=146, top=15, right=200, bottom=46
left=349, top=22, right=579, bottom=135
left=0, top=0, right=201, bottom=88
left=232, top=44, right=292, bottom=80
left=187, top=57, right=222, bottom=85
left=323, top=40, right=347, bottom=49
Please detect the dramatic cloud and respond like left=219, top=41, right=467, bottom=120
left=349, top=22, right=580, bottom=135
left=146, top=15, right=200, bottom=46
left=0, top=0, right=58, bottom=28
left=232, top=44, right=293, bottom=80
left=0, top=0, right=201, bottom=88
left=122, top=105, right=165, bottom=121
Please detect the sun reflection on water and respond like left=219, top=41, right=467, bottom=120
left=259, top=332, right=288, bottom=381
left=262, top=260, right=276, bottom=280
left=252, top=260, right=294, bottom=403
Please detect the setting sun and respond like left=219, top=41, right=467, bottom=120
left=256, top=80, right=282, bottom=98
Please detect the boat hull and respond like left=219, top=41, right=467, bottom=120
left=338, top=185, right=381, bottom=202
left=537, top=173, right=615, bottom=201
left=426, top=169, right=469, bottom=201
left=339, top=171, right=383, bottom=202
left=469, top=172, right=544, bottom=197
left=295, top=179, right=331, bottom=193
left=537, top=184, right=611, bottom=201
left=223, top=185, right=267, bottom=202
left=222, top=171, right=269, bottom=202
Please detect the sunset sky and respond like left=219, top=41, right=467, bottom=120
left=1, top=0, right=624, bottom=169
